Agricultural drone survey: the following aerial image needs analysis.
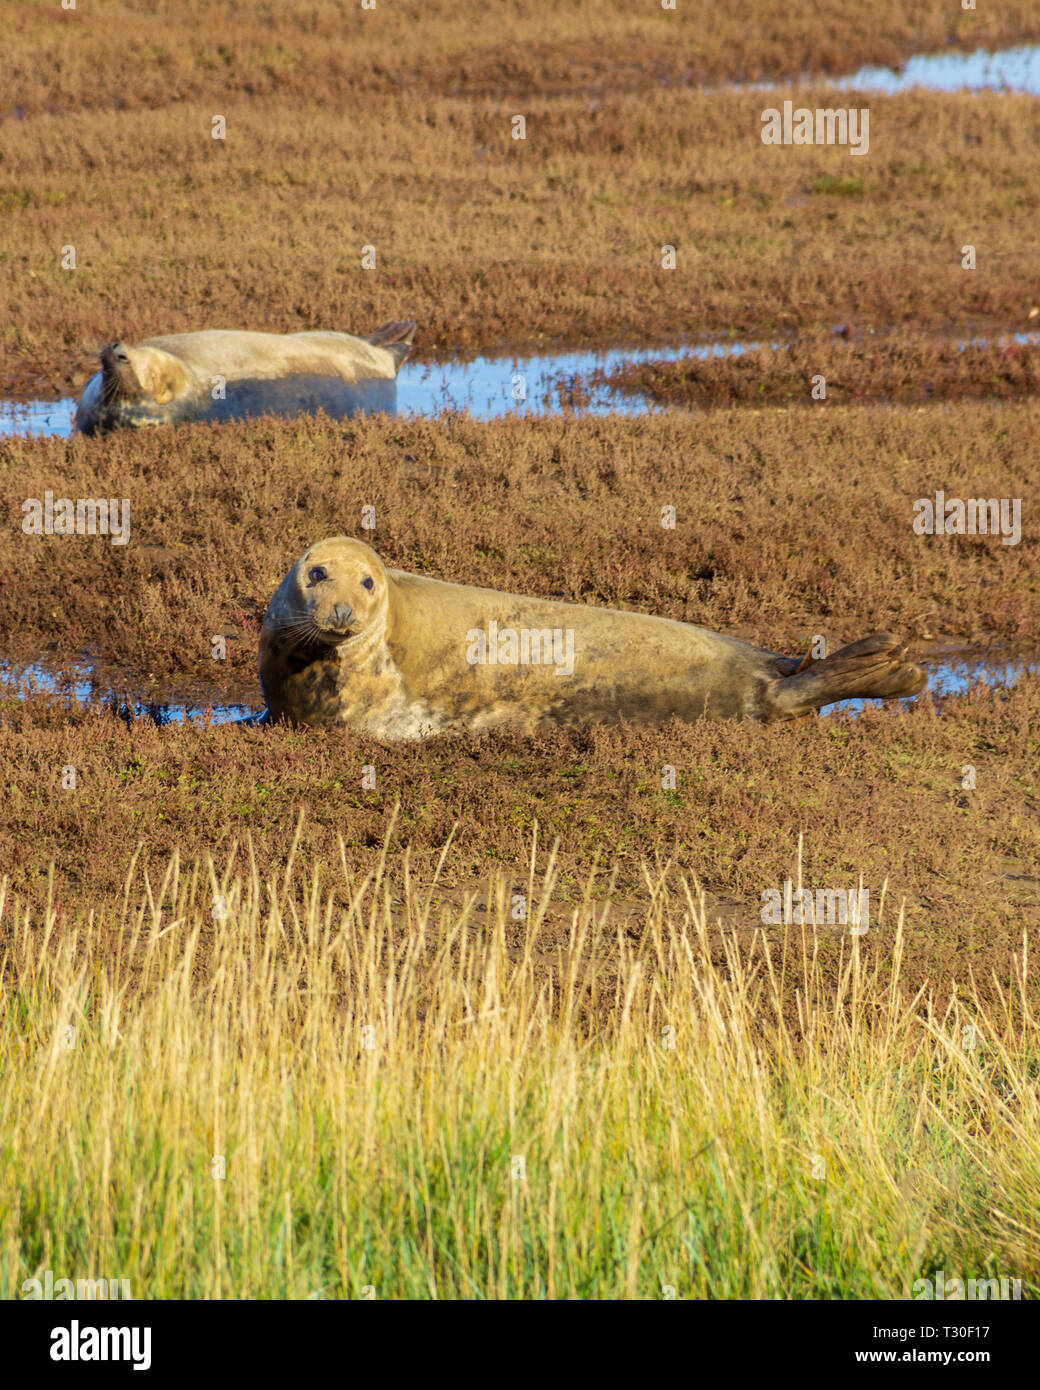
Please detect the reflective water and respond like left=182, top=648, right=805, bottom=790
left=0, top=660, right=257, bottom=726
left=1, top=44, right=1036, bottom=437
left=0, top=397, right=77, bottom=437
left=835, top=44, right=1040, bottom=96
left=396, top=339, right=764, bottom=420
left=0, top=339, right=762, bottom=436
left=729, top=43, right=1040, bottom=95
left=1, top=654, right=1032, bottom=727
left=2, top=329, right=1036, bottom=437
left=825, top=657, right=1034, bottom=718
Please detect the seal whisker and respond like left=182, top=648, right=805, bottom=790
left=272, top=617, right=328, bottom=652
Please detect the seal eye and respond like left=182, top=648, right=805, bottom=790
left=307, top=566, right=328, bottom=586
left=361, top=576, right=374, bottom=591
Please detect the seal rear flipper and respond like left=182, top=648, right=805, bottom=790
left=763, top=633, right=927, bottom=719
left=361, top=320, right=416, bottom=368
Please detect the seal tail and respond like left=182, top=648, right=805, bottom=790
left=765, top=633, right=927, bottom=718
left=362, top=320, right=416, bottom=368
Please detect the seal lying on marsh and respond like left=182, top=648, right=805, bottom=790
left=72, top=322, right=415, bottom=434
left=258, top=537, right=928, bottom=737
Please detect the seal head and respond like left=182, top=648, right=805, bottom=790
left=74, top=341, right=195, bottom=434
left=259, top=537, right=393, bottom=723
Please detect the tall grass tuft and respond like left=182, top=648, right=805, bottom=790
left=1, top=819, right=1036, bottom=1299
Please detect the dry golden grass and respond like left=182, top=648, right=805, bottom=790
left=1, top=405, right=1036, bottom=685
left=2, top=401, right=1037, bottom=1019
left=591, top=331, right=1040, bottom=408
left=1, top=841, right=1037, bottom=1298
left=2, top=667, right=1038, bottom=1012
left=8, top=0, right=1038, bottom=114
left=2, top=7, right=1039, bottom=390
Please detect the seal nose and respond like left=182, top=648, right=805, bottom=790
left=330, top=603, right=354, bottom=630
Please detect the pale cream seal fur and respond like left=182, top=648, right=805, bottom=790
left=72, top=322, right=415, bottom=434
left=258, top=537, right=928, bottom=737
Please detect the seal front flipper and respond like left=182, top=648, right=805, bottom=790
left=359, top=320, right=416, bottom=369
left=763, top=633, right=927, bottom=719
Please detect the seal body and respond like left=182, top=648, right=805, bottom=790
left=259, top=538, right=928, bottom=738
left=72, top=322, right=415, bottom=434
